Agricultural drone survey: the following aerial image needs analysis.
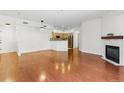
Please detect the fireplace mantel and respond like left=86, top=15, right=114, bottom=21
left=101, top=35, right=123, bottom=39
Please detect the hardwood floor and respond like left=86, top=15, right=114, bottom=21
left=0, top=49, right=124, bottom=82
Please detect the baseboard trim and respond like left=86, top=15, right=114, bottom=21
left=79, top=50, right=102, bottom=57
left=0, top=51, right=17, bottom=54
left=20, top=49, right=69, bottom=55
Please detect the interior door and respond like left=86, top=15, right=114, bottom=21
left=68, top=33, right=73, bottom=49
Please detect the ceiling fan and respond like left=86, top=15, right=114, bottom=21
left=39, top=20, right=47, bottom=30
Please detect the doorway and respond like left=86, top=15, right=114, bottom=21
left=68, top=33, right=73, bottom=49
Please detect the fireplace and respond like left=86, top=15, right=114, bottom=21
left=106, top=45, right=120, bottom=64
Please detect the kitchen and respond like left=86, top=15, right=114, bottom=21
left=50, top=31, right=79, bottom=51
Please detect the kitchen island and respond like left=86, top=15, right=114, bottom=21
left=50, top=40, right=68, bottom=51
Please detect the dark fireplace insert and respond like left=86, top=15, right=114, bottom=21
left=106, top=45, right=119, bottom=64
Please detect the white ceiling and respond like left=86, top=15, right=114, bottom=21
left=0, top=10, right=110, bottom=27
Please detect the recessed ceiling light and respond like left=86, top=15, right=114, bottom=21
left=5, top=23, right=11, bottom=25
left=41, top=20, right=44, bottom=23
left=5, top=23, right=11, bottom=27
left=23, top=21, right=28, bottom=24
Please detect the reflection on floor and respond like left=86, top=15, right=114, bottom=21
left=0, top=49, right=124, bottom=82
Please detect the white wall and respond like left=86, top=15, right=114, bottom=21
left=0, top=15, right=19, bottom=53
left=16, top=26, right=51, bottom=54
left=79, top=18, right=102, bottom=55
left=102, top=11, right=124, bottom=36
left=0, top=26, right=17, bottom=53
